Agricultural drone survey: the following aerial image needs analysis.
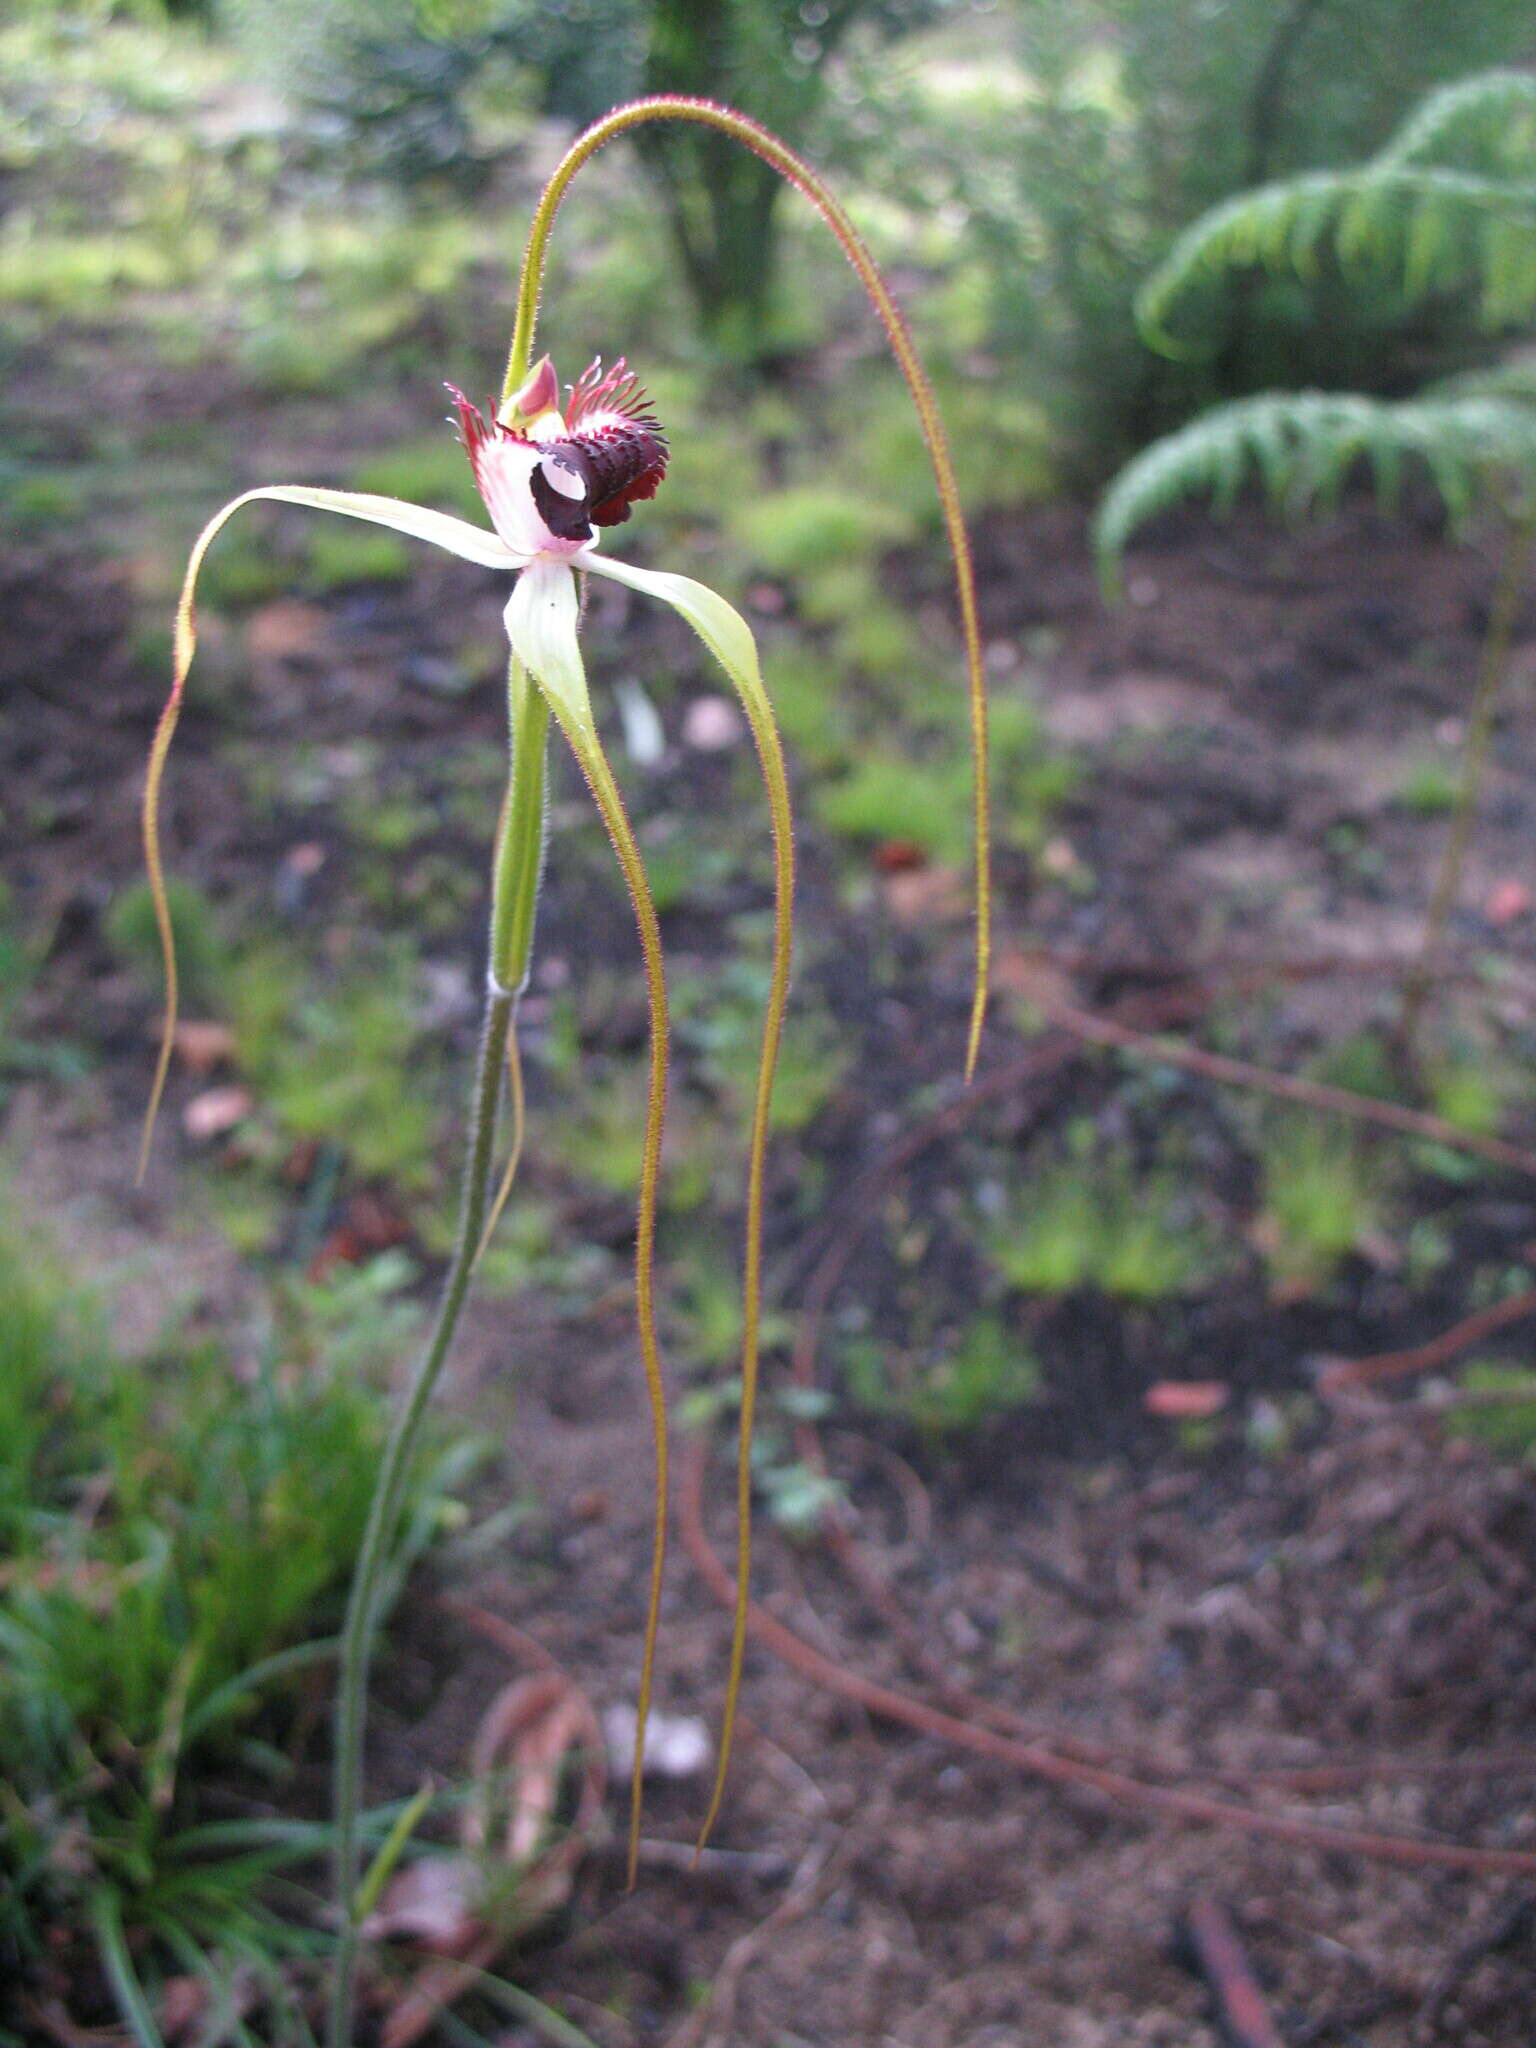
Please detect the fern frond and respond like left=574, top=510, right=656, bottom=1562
left=1429, top=348, right=1536, bottom=407
left=1095, top=390, right=1536, bottom=591
left=1381, top=68, right=1536, bottom=176
left=1137, top=71, right=1536, bottom=358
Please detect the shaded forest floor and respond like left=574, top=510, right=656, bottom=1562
left=8, top=473, right=1536, bottom=2042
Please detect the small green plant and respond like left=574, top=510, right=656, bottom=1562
left=733, top=484, right=904, bottom=579
left=303, top=522, right=412, bottom=593
left=1393, top=760, right=1461, bottom=816
left=679, top=1376, right=846, bottom=1537
left=986, top=1156, right=1217, bottom=1301
left=0, top=1220, right=473, bottom=2032
left=223, top=941, right=449, bottom=1191
left=1429, top=1056, right=1506, bottom=1138
left=108, top=875, right=230, bottom=1016
left=672, top=1242, right=795, bottom=1377
left=0, top=461, right=83, bottom=535
left=985, top=1163, right=1096, bottom=1295
left=843, top=1312, right=1042, bottom=1440
left=676, top=959, right=849, bottom=1135
left=1443, top=1360, right=1536, bottom=1460
left=0, top=882, right=89, bottom=1102
left=1255, top=1114, right=1378, bottom=1294
left=816, top=693, right=1072, bottom=862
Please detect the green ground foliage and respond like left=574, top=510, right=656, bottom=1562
left=0, top=1217, right=480, bottom=2026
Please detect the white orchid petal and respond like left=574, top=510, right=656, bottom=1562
left=503, top=560, right=595, bottom=732
left=583, top=554, right=771, bottom=730
left=229, top=486, right=521, bottom=570
left=471, top=438, right=559, bottom=556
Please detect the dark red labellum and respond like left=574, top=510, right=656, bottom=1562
left=531, top=420, right=669, bottom=540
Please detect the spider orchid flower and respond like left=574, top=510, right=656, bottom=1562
left=142, top=346, right=795, bottom=1917
left=143, top=351, right=787, bottom=1160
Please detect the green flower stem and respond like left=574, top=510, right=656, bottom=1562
left=1400, top=512, right=1534, bottom=1051
left=491, top=661, right=551, bottom=994
left=328, top=683, right=550, bottom=2048
left=327, top=985, right=511, bottom=2045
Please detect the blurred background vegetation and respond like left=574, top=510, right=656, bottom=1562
left=7, top=0, right=1534, bottom=474
left=4, top=0, right=1534, bottom=1521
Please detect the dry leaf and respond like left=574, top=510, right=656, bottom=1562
left=181, top=1086, right=254, bottom=1141
left=1144, top=1380, right=1229, bottom=1420
left=363, top=1854, right=482, bottom=1952
left=1487, top=878, right=1531, bottom=926
left=171, top=1020, right=236, bottom=1074
left=466, top=1672, right=603, bottom=1871
left=375, top=1671, right=605, bottom=2048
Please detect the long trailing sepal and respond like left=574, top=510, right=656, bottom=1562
left=584, top=553, right=794, bottom=1852
left=140, top=485, right=521, bottom=1180
left=501, top=100, right=993, bottom=1854
left=503, top=561, right=671, bottom=1888
left=502, top=96, right=990, bottom=1082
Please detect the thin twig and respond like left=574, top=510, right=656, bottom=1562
left=1032, top=994, right=1536, bottom=1180
left=1184, top=1896, right=1288, bottom=2048
left=435, top=1593, right=560, bottom=1672
left=1318, top=1286, right=1536, bottom=1403
left=679, top=1434, right=1536, bottom=1877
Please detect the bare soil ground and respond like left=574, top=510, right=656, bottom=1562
left=7, top=494, right=1536, bottom=2044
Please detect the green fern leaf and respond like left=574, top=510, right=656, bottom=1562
left=1136, top=73, right=1536, bottom=358
left=1095, top=391, right=1536, bottom=592
left=1383, top=69, right=1536, bottom=174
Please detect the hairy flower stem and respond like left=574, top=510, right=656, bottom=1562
left=694, top=675, right=794, bottom=1856
left=328, top=691, right=549, bottom=2048
left=1399, top=515, right=1534, bottom=1054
